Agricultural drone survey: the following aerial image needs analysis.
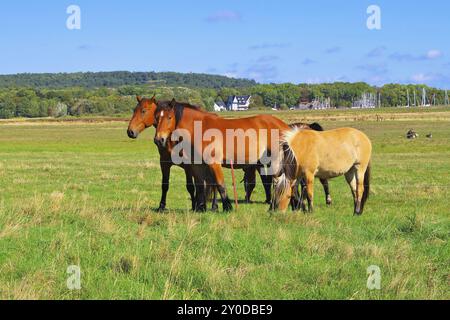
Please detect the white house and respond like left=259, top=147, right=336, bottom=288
left=213, top=95, right=252, bottom=112
left=213, top=101, right=227, bottom=112
left=226, top=95, right=252, bottom=111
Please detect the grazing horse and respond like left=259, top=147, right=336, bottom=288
left=288, top=123, right=332, bottom=211
left=273, top=127, right=372, bottom=215
left=154, top=100, right=291, bottom=212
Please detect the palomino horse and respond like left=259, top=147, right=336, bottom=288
left=288, top=123, right=332, bottom=211
left=127, top=96, right=273, bottom=210
left=273, top=127, right=372, bottom=215
left=154, top=100, right=291, bottom=212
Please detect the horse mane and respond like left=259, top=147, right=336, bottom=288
left=157, top=100, right=202, bottom=111
left=273, top=129, right=299, bottom=207
left=289, top=122, right=324, bottom=132
left=156, top=100, right=204, bottom=127
left=309, top=122, right=324, bottom=131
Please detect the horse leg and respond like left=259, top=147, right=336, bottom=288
left=320, top=178, right=332, bottom=206
left=259, top=167, right=273, bottom=204
left=193, top=178, right=207, bottom=213
left=244, top=167, right=256, bottom=203
left=354, top=166, right=367, bottom=216
left=300, top=178, right=308, bottom=212
left=189, top=165, right=207, bottom=212
left=305, top=173, right=315, bottom=213
left=210, top=164, right=232, bottom=212
left=184, top=168, right=196, bottom=211
left=290, top=179, right=302, bottom=211
left=158, top=160, right=172, bottom=212
left=345, top=167, right=357, bottom=213
left=211, top=186, right=219, bottom=211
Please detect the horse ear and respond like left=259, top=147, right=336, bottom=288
left=136, top=96, right=142, bottom=103
left=151, top=94, right=156, bottom=101
left=170, top=98, right=177, bottom=109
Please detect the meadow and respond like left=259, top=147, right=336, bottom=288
left=0, top=107, right=449, bottom=300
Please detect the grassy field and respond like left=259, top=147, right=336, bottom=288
left=0, top=107, right=449, bottom=300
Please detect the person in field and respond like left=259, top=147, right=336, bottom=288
left=273, top=127, right=372, bottom=215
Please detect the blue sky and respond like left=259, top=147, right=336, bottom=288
left=0, top=0, right=449, bottom=88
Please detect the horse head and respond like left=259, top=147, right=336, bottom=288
left=154, top=98, right=180, bottom=148
left=127, top=95, right=158, bottom=139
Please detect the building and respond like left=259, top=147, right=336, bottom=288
left=292, top=97, right=331, bottom=110
left=213, top=95, right=252, bottom=112
left=352, top=93, right=377, bottom=109
left=213, top=100, right=227, bottom=112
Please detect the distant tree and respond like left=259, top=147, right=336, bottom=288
left=249, top=94, right=265, bottom=109
left=0, top=97, right=15, bottom=119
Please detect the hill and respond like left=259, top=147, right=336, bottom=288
left=0, top=71, right=257, bottom=89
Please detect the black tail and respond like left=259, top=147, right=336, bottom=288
left=361, top=163, right=371, bottom=213
left=309, top=122, right=324, bottom=132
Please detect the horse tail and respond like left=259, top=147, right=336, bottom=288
left=309, top=122, right=324, bottom=132
left=361, top=162, right=371, bottom=212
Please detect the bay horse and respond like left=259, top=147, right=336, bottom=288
left=127, top=95, right=198, bottom=211
left=273, top=127, right=372, bottom=215
left=127, top=96, right=273, bottom=211
left=154, top=99, right=291, bottom=212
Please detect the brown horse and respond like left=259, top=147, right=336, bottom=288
left=127, top=96, right=272, bottom=211
left=154, top=100, right=291, bottom=212
left=273, top=127, right=372, bottom=215
left=128, top=96, right=212, bottom=211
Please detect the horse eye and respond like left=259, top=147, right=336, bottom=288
left=142, top=109, right=146, bottom=114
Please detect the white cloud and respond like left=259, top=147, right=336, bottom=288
left=206, top=10, right=241, bottom=23
left=426, top=50, right=443, bottom=59
left=411, top=73, right=434, bottom=82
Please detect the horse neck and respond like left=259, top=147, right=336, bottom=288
left=178, top=107, right=212, bottom=129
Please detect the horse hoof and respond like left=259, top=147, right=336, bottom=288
left=157, top=205, right=166, bottom=212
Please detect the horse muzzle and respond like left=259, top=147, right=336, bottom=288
left=127, top=129, right=138, bottom=139
left=154, top=136, right=168, bottom=148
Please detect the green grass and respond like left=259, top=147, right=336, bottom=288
left=0, top=108, right=449, bottom=300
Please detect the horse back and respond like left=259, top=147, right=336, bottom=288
left=287, top=127, right=372, bottom=177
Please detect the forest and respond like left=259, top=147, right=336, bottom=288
left=0, top=71, right=447, bottom=119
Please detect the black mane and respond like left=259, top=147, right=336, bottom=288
left=156, top=100, right=201, bottom=111
left=155, top=100, right=203, bottom=127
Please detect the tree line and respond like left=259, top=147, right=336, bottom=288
left=0, top=72, right=256, bottom=89
left=0, top=72, right=448, bottom=119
